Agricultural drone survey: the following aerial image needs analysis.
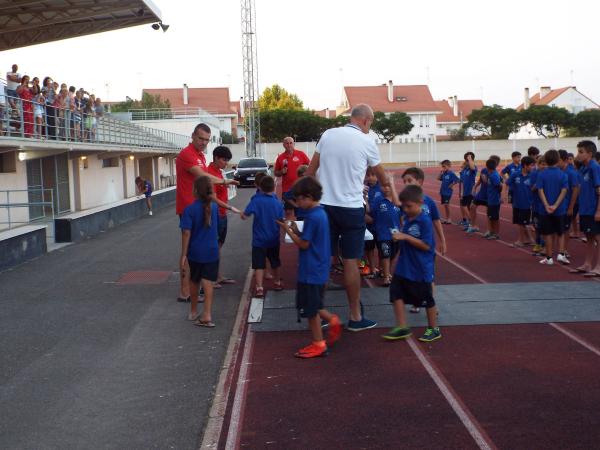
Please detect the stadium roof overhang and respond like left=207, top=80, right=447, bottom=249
left=0, top=0, right=163, bottom=52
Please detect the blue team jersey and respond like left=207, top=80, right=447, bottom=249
left=439, top=170, right=460, bottom=197
left=563, top=165, right=580, bottom=212
left=367, top=182, right=383, bottom=210
left=460, top=166, right=478, bottom=197
left=486, top=170, right=502, bottom=206
left=244, top=192, right=284, bottom=248
left=144, top=180, right=153, bottom=194
left=180, top=201, right=219, bottom=263
left=578, top=159, right=600, bottom=216
left=423, top=195, right=440, bottom=221
left=506, top=171, right=533, bottom=210
left=395, top=211, right=435, bottom=283
left=536, top=167, right=569, bottom=216
left=372, top=197, right=401, bottom=241
left=298, top=206, right=331, bottom=285
left=475, top=168, right=489, bottom=200
left=501, top=163, right=521, bottom=191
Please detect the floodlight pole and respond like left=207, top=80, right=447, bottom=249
left=241, top=0, right=260, bottom=157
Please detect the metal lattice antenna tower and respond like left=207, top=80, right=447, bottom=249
left=241, top=0, right=260, bottom=157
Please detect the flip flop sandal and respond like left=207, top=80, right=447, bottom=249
left=583, top=271, right=600, bottom=278
left=188, top=312, right=201, bottom=321
left=569, top=267, right=589, bottom=274
left=218, top=278, right=236, bottom=284
left=194, top=320, right=215, bottom=328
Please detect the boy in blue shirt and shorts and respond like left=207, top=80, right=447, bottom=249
left=506, top=156, right=535, bottom=247
left=484, top=159, right=502, bottom=240
left=459, top=152, right=477, bottom=228
left=242, top=175, right=284, bottom=297
left=571, top=141, right=600, bottom=277
left=382, top=185, right=440, bottom=343
left=371, top=180, right=402, bottom=286
left=536, top=149, right=569, bottom=265
left=438, top=159, right=459, bottom=224
left=278, top=177, right=342, bottom=358
left=501, top=151, right=522, bottom=203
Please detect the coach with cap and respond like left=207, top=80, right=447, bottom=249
left=305, top=103, right=390, bottom=331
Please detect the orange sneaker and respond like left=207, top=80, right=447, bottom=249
left=360, top=265, right=371, bottom=276
left=295, top=341, right=328, bottom=358
left=327, top=315, right=342, bottom=347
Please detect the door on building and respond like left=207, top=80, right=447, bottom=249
left=138, top=157, right=154, bottom=186
left=26, top=153, right=71, bottom=219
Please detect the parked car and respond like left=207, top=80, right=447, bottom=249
left=233, top=158, right=271, bottom=187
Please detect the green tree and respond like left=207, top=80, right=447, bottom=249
left=259, top=109, right=331, bottom=142
left=466, top=105, right=521, bottom=139
left=520, top=105, right=573, bottom=138
left=572, top=109, right=600, bottom=137
left=220, top=130, right=239, bottom=144
left=371, top=111, right=413, bottom=142
left=258, top=84, right=303, bottom=111
left=111, top=92, right=171, bottom=113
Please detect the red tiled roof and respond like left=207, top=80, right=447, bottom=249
left=143, top=87, right=236, bottom=115
left=517, top=87, right=571, bottom=111
left=343, top=85, right=440, bottom=114
left=435, top=99, right=484, bottom=123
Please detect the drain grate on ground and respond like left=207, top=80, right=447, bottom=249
left=116, top=271, right=172, bottom=285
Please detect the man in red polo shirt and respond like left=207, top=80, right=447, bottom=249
left=274, top=136, right=310, bottom=219
left=176, top=123, right=239, bottom=302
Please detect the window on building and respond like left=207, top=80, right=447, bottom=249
left=0, top=151, right=17, bottom=173
left=102, top=157, right=120, bottom=168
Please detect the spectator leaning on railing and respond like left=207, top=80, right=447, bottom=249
left=5, top=64, right=20, bottom=109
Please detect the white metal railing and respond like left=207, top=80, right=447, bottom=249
left=128, top=107, right=226, bottom=121
left=0, top=91, right=188, bottom=150
left=0, top=188, right=55, bottom=232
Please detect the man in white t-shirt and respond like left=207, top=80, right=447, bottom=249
left=5, top=64, right=21, bottom=109
left=305, top=103, right=390, bottom=331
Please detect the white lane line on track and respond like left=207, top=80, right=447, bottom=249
left=224, top=330, right=255, bottom=450
left=407, top=338, right=497, bottom=450
left=436, top=251, right=488, bottom=284
left=549, top=322, right=600, bottom=358
left=200, top=267, right=253, bottom=450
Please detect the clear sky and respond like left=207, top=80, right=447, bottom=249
left=2, top=0, right=598, bottom=111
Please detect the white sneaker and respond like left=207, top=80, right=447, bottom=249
left=557, top=253, right=570, bottom=265
left=149, top=211, right=153, bottom=216
left=539, top=257, right=554, bottom=265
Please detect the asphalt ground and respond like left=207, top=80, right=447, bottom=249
left=0, top=188, right=256, bottom=449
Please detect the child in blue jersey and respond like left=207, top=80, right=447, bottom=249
left=180, top=176, right=220, bottom=327
left=278, top=177, right=342, bottom=358
left=437, top=159, right=460, bottom=224
left=382, top=185, right=440, bottom=343
left=372, top=180, right=402, bottom=286
left=401, top=167, right=446, bottom=255
left=484, top=159, right=503, bottom=240
left=557, top=150, right=580, bottom=260
left=536, top=149, right=569, bottom=265
left=135, top=176, right=153, bottom=216
left=506, top=156, right=535, bottom=247
left=364, top=167, right=383, bottom=278
left=571, top=141, right=600, bottom=277
left=530, top=156, right=547, bottom=255
left=242, top=175, right=284, bottom=297
left=501, top=151, right=522, bottom=204
left=468, top=166, right=488, bottom=233
left=459, top=152, right=477, bottom=228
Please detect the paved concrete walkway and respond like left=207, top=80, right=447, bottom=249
left=0, top=189, right=254, bottom=449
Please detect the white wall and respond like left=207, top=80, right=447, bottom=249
left=0, top=155, right=29, bottom=230
left=79, top=157, right=124, bottom=209
left=134, top=118, right=223, bottom=144
left=226, top=137, right=599, bottom=166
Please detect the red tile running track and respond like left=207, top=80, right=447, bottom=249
left=560, top=322, right=600, bottom=349
left=239, top=329, right=478, bottom=449
left=422, top=323, right=600, bottom=449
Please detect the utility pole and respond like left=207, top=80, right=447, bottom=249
left=241, top=0, right=260, bottom=157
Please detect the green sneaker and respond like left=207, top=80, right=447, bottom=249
left=418, top=327, right=442, bottom=342
left=382, top=327, right=412, bottom=340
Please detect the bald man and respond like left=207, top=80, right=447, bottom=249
left=305, top=103, right=390, bottom=331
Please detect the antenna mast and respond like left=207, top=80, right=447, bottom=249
left=241, top=0, right=260, bottom=157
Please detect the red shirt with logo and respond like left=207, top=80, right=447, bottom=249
left=207, top=162, right=228, bottom=216
left=274, top=149, right=310, bottom=193
left=176, top=143, right=207, bottom=215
